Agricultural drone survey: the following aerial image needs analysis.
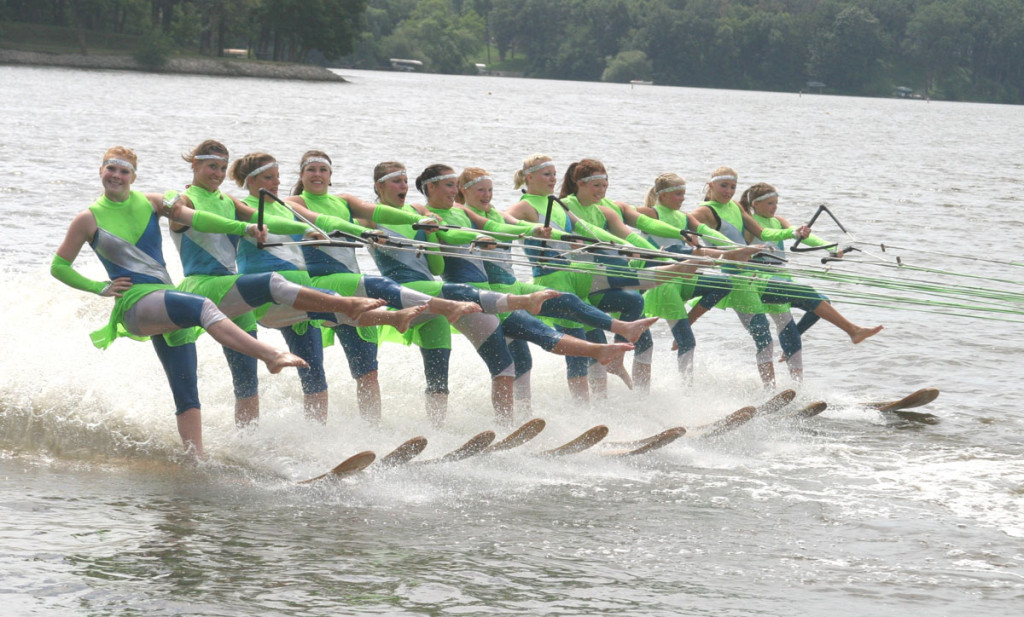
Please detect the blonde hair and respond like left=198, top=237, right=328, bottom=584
left=456, top=167, right=489, bottom=204
left=704, top=166, right=738, bottom=201
left=644, top=172, right=686, bottom=208
left=513, top=154, right=553, bottom=190
left=739, top=182, right=777, bottom=215
left=229, top=152, right=276, bottom=187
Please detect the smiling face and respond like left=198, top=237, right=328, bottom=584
left=576, top=175, right=608, bottom=205
left=461, top=176, right=494, bottom=210
left=192, top=157, right=228, bottom=192
left=426, top=174, right=459, bottom=209
left=99, top=160, right=135, bottom=200
left=300, top=161, right=332, bottom=196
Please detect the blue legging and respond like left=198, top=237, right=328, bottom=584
left=667, top=273, right=734, bottom=357
left=538, top=293, right=613, bottom=331
left=332, top=323, right=379, bottom=379
left=151, top=337, right=200, bottom=415
left=280, top=326, right=327, bottom=395
left=588, top=289, right=652, bottom=355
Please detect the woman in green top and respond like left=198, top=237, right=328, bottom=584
left=51, top=146, right=309, bottom=458
left=691, top=167, right=882, bottom=385
left=738, top=181, right=883, bottom=375
left=505, top=154, right=737, bottom=401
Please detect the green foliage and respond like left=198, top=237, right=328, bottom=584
left=3, top=0, right=1024, bottom=104
left=134, top=30, right=173, bottom=69
left=601, top=50, right=651, bottom=83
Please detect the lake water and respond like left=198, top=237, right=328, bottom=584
left=1, top=65, right=1022, bottom=616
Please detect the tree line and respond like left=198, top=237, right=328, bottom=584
left=3, top=0, right=1023, bottom=104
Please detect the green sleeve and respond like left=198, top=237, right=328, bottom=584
left=255, top=213, right=312, bottom=236
left=436, top=228, right=484, bottom=245
left=625, top=232, right=660, bottom=251
left=315, top=213, right=369, bottom=237
left=758, top=227, right=796, bottom=242
left=482, top=219, right=534, bottom=236
left=423, top=233, right=446, bottom=275
left=191, top=209, right=249, bottom=236
left=635, top=214, right=683, bottom=240
left=802, top=233, right=831, bottom=247
left=51, top=254, right=107, bottom=294
left=573, top=219, right=627, bottom=245
left=696, top=223, right=731, bottom=245
left=372, top=206, right=423, bottom=226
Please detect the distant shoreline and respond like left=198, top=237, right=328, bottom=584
left=0, top=49, right=346, bottom=82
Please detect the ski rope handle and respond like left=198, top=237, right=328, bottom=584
left=790, top=204, right=845, bottom=253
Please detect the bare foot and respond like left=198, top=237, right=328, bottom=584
left=340, top=296, right=387, bottom=321
left=390, top=304, right=429, bottom=333
left=428, top=297, right=482, bottom=323
left=611, top=316, right=658, bottom=343
left=510, top=289, right=561, bottom=315
left=601, top=345, right=634, bottom=390
left=850, top=324, right=883, bottom=344
left=265, top=351, right=309, bottom=374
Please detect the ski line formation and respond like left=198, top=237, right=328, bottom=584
left=298, top=387, right=941, bottom=484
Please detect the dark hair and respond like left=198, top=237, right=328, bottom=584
left=415, top=164, right=455, bottom=196
left=229, top=152, right=276, bottom=188
left=738, top=182, right=777, bottom=214
left=559, top=158, right=606, bottom=198
left=292, top=150, right=332, bottom=195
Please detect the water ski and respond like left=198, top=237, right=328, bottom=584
left=416, top=431, right=496, bottom=465
left=485, top=418, right=546, bottom=454
left=755, top=389, right=797, bottom=416
left=693, top=406, right=758, bottom=438
left=603, top=426, right=686, bottom=456
left=539, top=425, right=609, bottom=456
left=298, top=450, right=376, bottom=484
left=864, top=388, right=940, bottom=423
left=865, top=388, right=940, bottom=412
left=792, top=401, right=828, bottom=418
left=377, top=436, right=429, bottom=468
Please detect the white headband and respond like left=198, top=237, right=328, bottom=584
left=461, top=175, right=491, bottom=189
left=246, top=161, right=278, bottom=179
left=194, top=154, right=228, bottom=162
left=753, top=191, right=778, bottom=202
left=301, top=156, right=332, bottom=170
left=524, top=161, right=554, bottom=173
left=710, top=174, right=737, bottom=183
left=580, top=174, right=607, bottom=183
left=424, top=173, right=457, bottom=184
left=103, top=158, right=136, bottom=172
left=657, top=184, right=686, bottom=194
left=377, top=169, right=406, bottom=183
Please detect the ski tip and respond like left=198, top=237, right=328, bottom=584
left=378, top=436, right=429, bottom=468
left=797, top=401, right=828, bottom=418
left=298, top=450, right=376, bottom=484
left=330, top=450, right=376, bottom=475
left=487, top=418, right=547, bottom=453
